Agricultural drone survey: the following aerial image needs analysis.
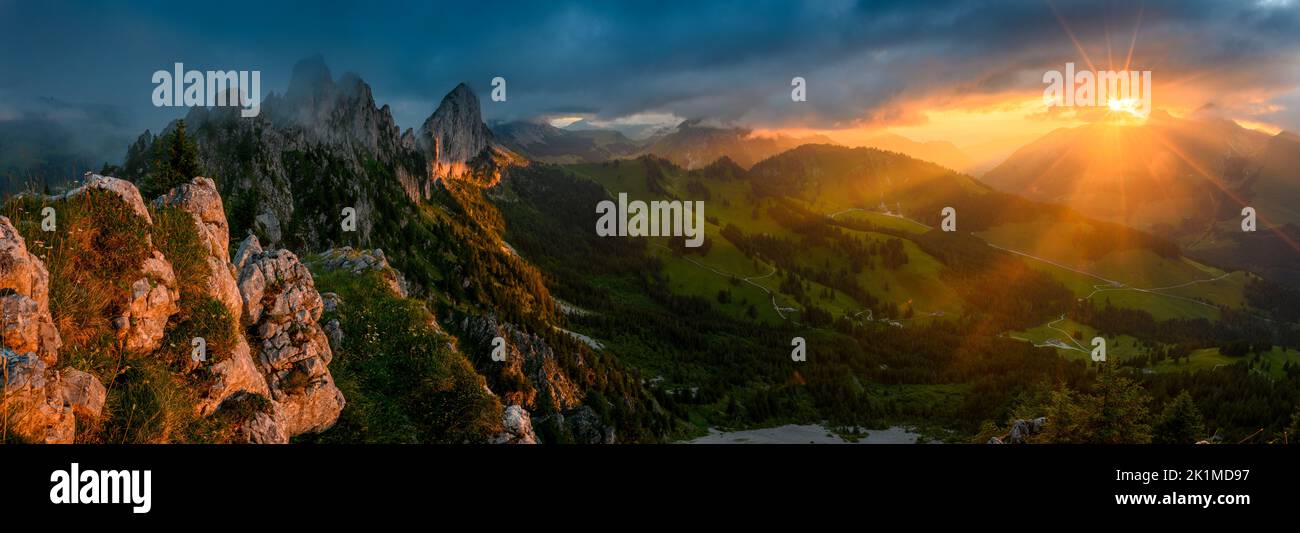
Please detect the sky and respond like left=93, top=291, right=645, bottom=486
left=2, top=0, right=1299, bottom=165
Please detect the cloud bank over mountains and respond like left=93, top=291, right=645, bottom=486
left=1, top=0, right=1298, bottom=162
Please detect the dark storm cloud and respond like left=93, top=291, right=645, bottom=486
left=2, top=0, right=1299, bottom=140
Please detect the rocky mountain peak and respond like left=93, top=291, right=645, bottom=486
left=415, top=82, right=519, bottom=186
left=284, top=55, right=335, bottom=105
left=447, top=82, right=476, bottom=104
left=262, top=56, right=400, bottom=156
left=419, top=82, right=490, bottom=163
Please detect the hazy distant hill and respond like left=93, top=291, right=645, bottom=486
left=491, top=120, right=644, bottom=164
left=0, top=98, right=134, bottom=196
left=639, top=119, right=834, bottom=169
left=862, top=133, right=973, bottom=174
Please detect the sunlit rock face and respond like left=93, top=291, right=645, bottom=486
left=417, top=83, right=521, bottom=189
left=236, top=235, right=345, bottom=440
left=154, top=177, right=268, bottom=416
left=1, top=216, right=105, bottom=443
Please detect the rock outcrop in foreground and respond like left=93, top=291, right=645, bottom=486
left=5, top=168, right=570, bottom=444
left=3, top=174, right=346, bottom=443
left=1, top=216, right=106, bottom=443
left=153, top=177, right=268, bottom=416
left=236, top=235, right=345, bottom=439
left=67, top=174, right=181, bottom=354
left=153, top=177, right=243, bottom=319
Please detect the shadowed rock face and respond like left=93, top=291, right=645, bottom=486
left=1, top=216, right=104, bottom=443
left=492, top=405, right=538, bottom=444
left=119, top=57, right=522, bottom=257
left=123, top=57, right=411, bottom=249
left=460, top=314, right=582, bottom=413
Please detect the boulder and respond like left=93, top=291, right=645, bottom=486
left=215, top=391, right=287, bottom=444
left=242, top=409, right=289, bottom=444
left=195, top=335, right=270, bottom=416
left=321, top=292, right=342, bottom=314
left=991, top=417, right=1048, bottom=445
left=1, top=294, right=61, bottom=364
left=323, top=318, right=344, bottom=353
left=58, top=368, right=107, bottom=420
left=1, top=350, right=73, bottom=443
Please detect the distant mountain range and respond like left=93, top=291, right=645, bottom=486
left=637, top=119, right=835, bottom=169
left=492, top=118, right=834, bottom=170
left=493, top=118, right=984, bottom=175
left=491, top=120, right=643, bottom=164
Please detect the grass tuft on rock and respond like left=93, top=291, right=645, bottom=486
left=2, top=190, right=151, bottom=358
left=3, top=191, right=251, bottom=443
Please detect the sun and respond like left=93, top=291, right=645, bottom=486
left=1107, top=97, right=1148, bottom=119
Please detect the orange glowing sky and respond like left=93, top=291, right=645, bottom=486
left=732, top=2, right=1300, bottom=166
